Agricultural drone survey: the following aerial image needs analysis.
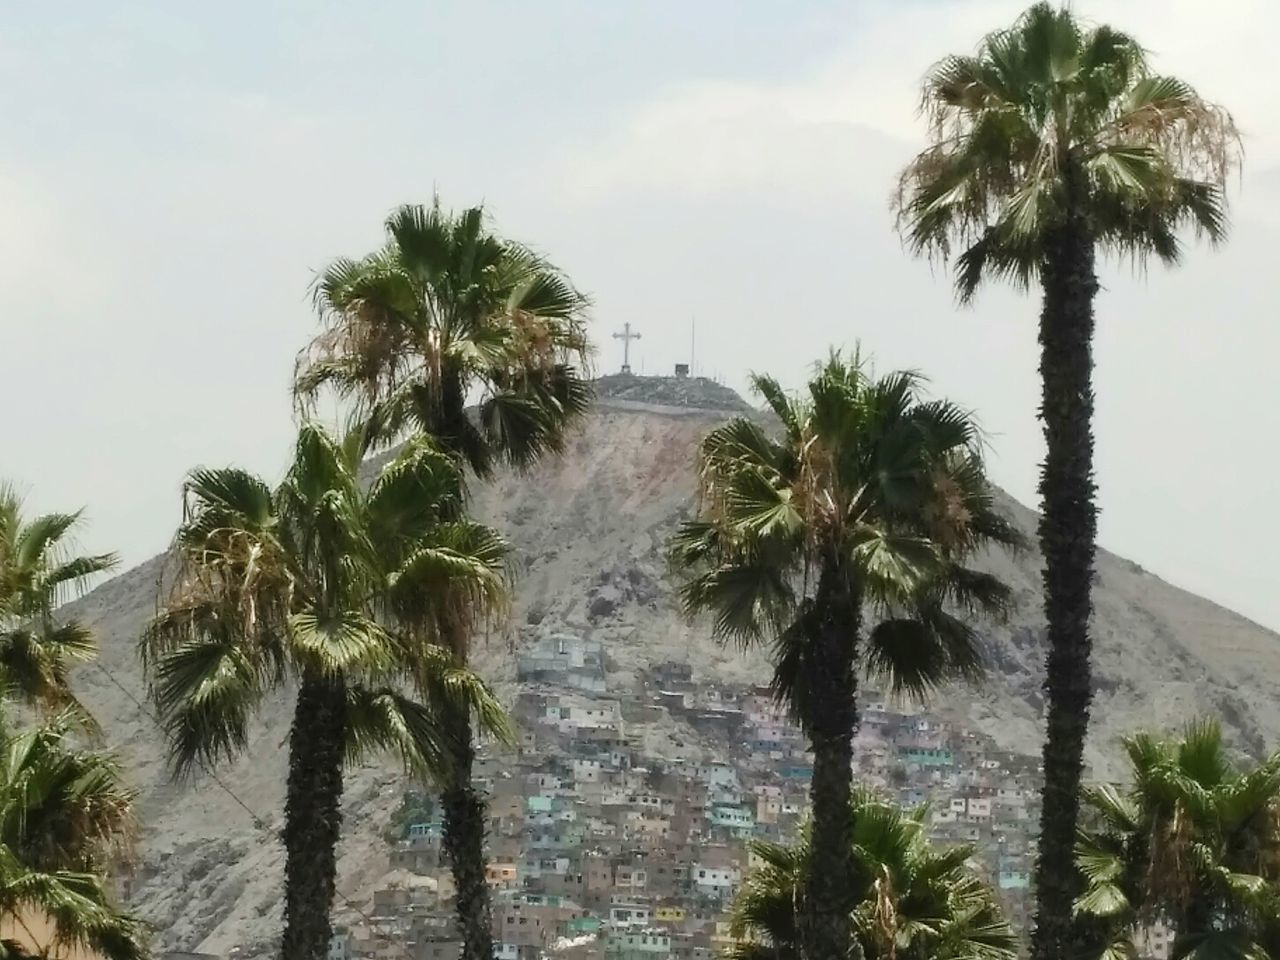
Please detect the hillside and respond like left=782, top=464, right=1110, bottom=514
left=64, top=377, right=1280, bottom=956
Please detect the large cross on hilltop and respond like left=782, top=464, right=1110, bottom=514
left=612, top=322, right=642, bottom=374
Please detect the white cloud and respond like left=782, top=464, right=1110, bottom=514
left=562, top=86, right=906, bottom=204
left=563, top=0, right=1280, bottom=207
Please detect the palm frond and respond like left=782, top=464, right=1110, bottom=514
left=0, top=716, right=135, bottom=873
left=767, top=610, right=819, bottom=731
left=723, top=469, right=803, bottom=539
left=727, top=791, right=1016, bottom=960
left=12, top=514, right=81, bottom=575
left=38, top=555, right=118, bottom=600
left=364, top=437, right=464, bottom=548
left=1081, top=783, right=1139, bottom=832
left=0, top=845, right=149, bottom=960
left=390, top=544, right=507, bottom=614
left=0, top=625, right=96, bottom=722
left=863, top=611, right=983, bottom=700
left=416, top=660, right=512, bottom=750
left=749, top=374, right=802, bottom=445
left=182, top=468, right=275, bottom=531
left=680, top=563, right=795, bottom=649
left=478, top=391, right=562, bottom=472
left=146, top=637, right=268, bottom=779
left=1073, top=882, right=1130, bottom=918
left=0, top=712, right=146, bottom=957
left=1076, top=721, right=1280, bottom=952
left=344, top=685, right=454, bottom=776
left=699, top=418, right=789, bottom=481
left=288, top=610, right=398, bottom=679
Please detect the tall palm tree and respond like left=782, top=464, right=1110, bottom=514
left=1075, top=720, right=1280, bottom=960
left=729, top=791, right=1019, bottom=960
left=0, top=485, right=117, bottom=721
left=0, top=713, right=148, bottom=960
left=141, top=423, right=511, bottom=960
left=895, top=7, right=1241, bottom=956
left=671, top=355, right=1019, bottom=960
left=295, top=198, right=591, bottom=960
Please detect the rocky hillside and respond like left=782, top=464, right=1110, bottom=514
left=64, top=378, right=1280, bottom=956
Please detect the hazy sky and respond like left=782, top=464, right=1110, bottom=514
left=5, top=1, right=1280, bottom=630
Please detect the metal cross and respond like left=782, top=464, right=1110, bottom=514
left=612, top=322, right=642, bottom=374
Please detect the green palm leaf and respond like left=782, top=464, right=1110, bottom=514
left=728, top=792, right=1018, bottom=960
left=288, top=610, right=398, bottom=678
left=1077, top=721, right=1280, bottom=959
left=0, top=715, right=147, bottom=960
left=0, top=489, right=115, bottom=717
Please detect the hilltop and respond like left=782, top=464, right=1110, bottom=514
left=62, top=375, right=1280, bottom=956
left=593, top=372, right=755, bottom=412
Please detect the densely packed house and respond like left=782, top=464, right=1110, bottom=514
left=332, top=643, right=1043, bottom=960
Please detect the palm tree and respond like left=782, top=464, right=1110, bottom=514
left=294, top=199, right=592, bottom=479
left=294, top=198, right=591, bottom=960
left=895, top=7, right=1241, bottom=956
left=0, top=487, right=146, bottom=959
left=1075, top=720, right=1280, bottom=960
left=141, top=423, right=511, bottom=960
left=671, top=355, right=1019, bottom=960
left=729, top=791, right=1019, bottom=960
left=0, top=485, right=117, bottom=721
left=0, top=713, right=148, bottom=960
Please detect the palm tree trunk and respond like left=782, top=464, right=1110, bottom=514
left=440, top=706, right=494, bottom=960
left=430, top=387, right=494, bottom=960
left=281, top=670, right=348, bottom=960
left=1029, top=200, right=1099, bottom=960
left=800, top=561, right=863, bottom=960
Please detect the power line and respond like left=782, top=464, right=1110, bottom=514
left=89, top=659, right=422, bottom=960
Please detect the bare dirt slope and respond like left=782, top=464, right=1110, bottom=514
left=64, top=381, right=1280, bottom=956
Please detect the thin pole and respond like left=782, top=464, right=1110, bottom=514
left=691, top=317, right=696, bottom=377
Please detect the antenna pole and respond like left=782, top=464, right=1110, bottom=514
left=691, top=317, right=696, bottom=377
